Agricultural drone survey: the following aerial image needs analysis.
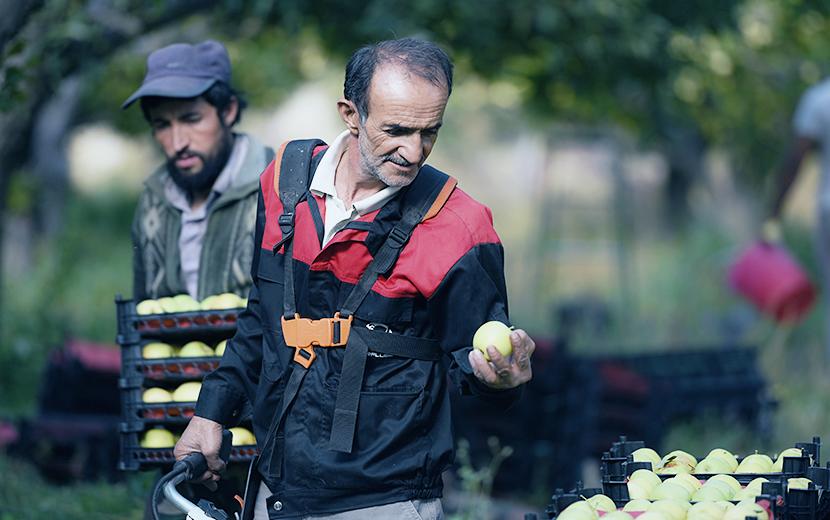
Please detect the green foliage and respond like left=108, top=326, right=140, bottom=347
left=0, top=190, right=134, bottom=414
left=0, top=453, right=147, bottom=519
left=449, top=437, right=514, bottom=520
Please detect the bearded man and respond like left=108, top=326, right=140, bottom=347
left=124, top=40, right=274, bottom=301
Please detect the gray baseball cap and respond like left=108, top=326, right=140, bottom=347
left=122, top=40, right=232, bottom=109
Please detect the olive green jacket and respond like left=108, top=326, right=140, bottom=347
left=131, top=134, right=274, bottom=301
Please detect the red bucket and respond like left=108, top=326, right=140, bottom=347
left=728, top=241, right=817, bottom=323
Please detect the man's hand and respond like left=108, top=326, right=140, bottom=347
left=468, top=329, right=535, bottom=389
left=174, top=416, right=225, bottom=485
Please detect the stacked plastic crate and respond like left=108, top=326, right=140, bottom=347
left=115, top=296, right=257, bottom=471
left=545, top=436, right=830, bottom=520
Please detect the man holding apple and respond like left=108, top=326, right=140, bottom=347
left=124, top=40, right=275, bottom=302
left=175, top=37, right=535, bottom=519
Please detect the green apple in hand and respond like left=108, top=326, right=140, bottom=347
left=472, top=321, right=513, bottom=361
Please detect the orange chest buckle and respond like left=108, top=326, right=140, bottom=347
left=280, top=312, right=353, bottom=368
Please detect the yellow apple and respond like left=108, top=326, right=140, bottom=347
left=601, top=512, right=634, bottom=520
left=675, top=472, right=702, bottom=491
left=628, top=478, right=653, bottom=500
left=630, top=469, right=663, bottom=491
left=558, top=500, right=599, bottom=520
left=136, top=299, right=163, bottom=315
left=632, top=447, right=662, bottom=468
left=472, top=321, right=513, bottom=360
left=140, top=428, right=175, bottom=448
left=772, top=447, right=803, bottom=472
left=695, top=456, right=734, bottom=474
left=178, top=341, right=213, bottom=357
left=201, top=292, right=245, bottom=310
left=623, top=499, right=652, bottom=512
left=707, top=449, right=738, bottom=470
left=687, top=501, right=727, bottom=520
left=214, top=340, right=227, bottom=357
left=172, top=293, right=200, bottom=312
left=636, top=513, right=667, bottom=520
left=651, top=480, right=691, bottom=501
left=229, top=427, right=256, bottom=446
left=736, top=454, right=773, bottom=474
left=708, top=474, right=741, bottom=494
left=724, top=501, right=767, bottom=520
left=142, top=342, right=175, bottom=359
left=586, top=494, right=616, bottom=513
left=788, top=477, right=812, bottom=490
left=142, top=387, right=173, bottom=403
left=693, top=482, right=730, bottom=502
left=661, top=450, right=697, bottom=469
left=745, top=477, right=769, bottom=494
left=651, top=500, right=688, bottom=520
left=172, top=381, right=201, bottom=402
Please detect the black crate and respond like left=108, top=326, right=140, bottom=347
left=115, top=296, right=244, bottom=472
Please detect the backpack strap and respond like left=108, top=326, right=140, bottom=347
left=270, top=139, right=327, bottom=320
left=329, top=164, right=456, bottom=453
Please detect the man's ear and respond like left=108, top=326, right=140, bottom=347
left=221, top=97, right=239, bottom=127
left=337, top=98, right=360, bottom=136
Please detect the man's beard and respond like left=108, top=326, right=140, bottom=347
left=358, top=129, right=416, bottom=188
left=166, top=133, right=234, bottom=197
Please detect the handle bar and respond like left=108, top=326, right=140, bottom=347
left=153, top=430, right=234, bottom=520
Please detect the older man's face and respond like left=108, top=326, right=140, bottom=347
left=357, top=64, right=449, bottom=187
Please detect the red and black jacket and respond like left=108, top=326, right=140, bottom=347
left=195, top=140, right=521, bottom=518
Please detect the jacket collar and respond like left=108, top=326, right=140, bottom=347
left=144, top=132, right=273, bottom=207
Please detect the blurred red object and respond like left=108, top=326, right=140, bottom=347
left=728, top=241, right=817, bottom=323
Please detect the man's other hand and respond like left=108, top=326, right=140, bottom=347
left=173, top=416, right=225, bottom=485
left=468, top=329, right=535, bottom=389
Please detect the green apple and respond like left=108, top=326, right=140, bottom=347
left=229, top=427, right=256, bottom=446
left=706, top=449, right=738, bottom=471
left=736, top=454, right=773, bottom=474
left=693, top=485, right=729, bottom=502
left=172, top=381, right=201, bottom=402
left=178, top=341, right=213, bottom=357
left=651, top=500, right=688, bottom=520
left=628, top=478, right=653, bottom=500
left=623, top=499, right=652, bottom=512
left=651, top=481, right=691, bottom=501
left=687, top=501, right=727, bottom=520
left=772, top=447, right=803, bottom=472
left=172, top=293, right=200, bottom=312
left=142, top=342, right=175, bottom=359
left=632, top=448, right=662, bottom=468
left=214, top=340, right=227, bottom=357
left=136, top=299, right=163, bottom=315
left=558, top=501, right=599, bottom=520
left=630, top=469, right=663, bottom=491
left=142, top=387, right=173, bottom=403
left=472, top=321, right=513, bottom=360
left=788, top=477, right=812, bottom=490
left=708, top=474, right=741, bottom=494
left=140, top=428, right=175, bottom=448
left=658, top=463, right=694, bottom=475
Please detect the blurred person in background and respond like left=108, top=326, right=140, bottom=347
left=123, top=39, right=273, bottom=519
left=173, top=37, right=535, bottom=520
left=124, top=40, right=275, bottom=302
left=770, top=79, right=830, bottom=351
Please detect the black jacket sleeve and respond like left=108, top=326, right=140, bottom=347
left=427, top=241, right=522, bottom=407
left=194, top=190, right=267, bottom=424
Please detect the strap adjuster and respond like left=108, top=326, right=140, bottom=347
left=278, top=212, right=295, bottom=233
left=387, top=226, right=409, bottom=249
left=281, top=312, right=353, bottom=368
